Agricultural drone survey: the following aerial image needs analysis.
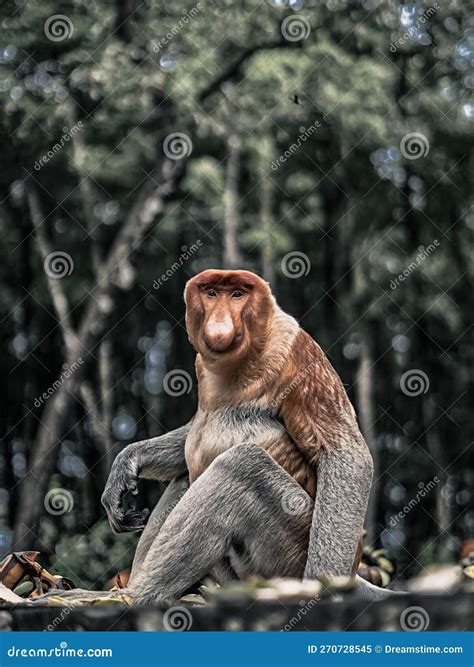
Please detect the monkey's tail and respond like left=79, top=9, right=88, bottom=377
left=355, top=574, right=407, bottom=600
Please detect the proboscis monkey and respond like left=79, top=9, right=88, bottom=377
left=102, top=269, right=394, bottom=603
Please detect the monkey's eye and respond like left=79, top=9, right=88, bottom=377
left=206, top=289, right=217, bottom=298
left=231, top=290, right=244, bottom=299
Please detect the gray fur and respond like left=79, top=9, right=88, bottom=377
left=101, top=423, right=190, bottom=533
left=303, top=441, right=373, bottom=579
left=103, top=422, right=397, bottom=604
left=356, top=575, right=406, bottom=599
left=129, top=475, right=189, bottom=584
left=220, top=405, right=279, bottom=427
left=129, top=444, right=313, bottom=605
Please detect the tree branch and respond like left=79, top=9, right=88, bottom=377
left=198, top=40, right=300, bottom=102
left=26, top=182, right=77, bottom=356
left=14, top=157, right=186, bottom=549
left=99, top=339, right=115, bottom=469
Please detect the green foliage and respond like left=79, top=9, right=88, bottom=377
left=48, top=520, right=139, bottom=589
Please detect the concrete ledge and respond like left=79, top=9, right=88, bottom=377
left=0, top=591, right=472, bottom=632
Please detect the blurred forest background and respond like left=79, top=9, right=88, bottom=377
left=0, top=0, right=472, bottom=591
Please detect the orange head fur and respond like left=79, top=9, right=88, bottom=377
left=184, top=270, right=274, bottom=369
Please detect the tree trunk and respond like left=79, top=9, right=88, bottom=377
left=258, top=138, right=275, bottom=286
left=422, top=396, right=452, bottom=562
left=99, top=339, right=115, bottom=473
left=222, top=133, right=242, bottom=268
left=13, top=373, right=81, bottom=550
left=13, top=160, right=184, bottom=549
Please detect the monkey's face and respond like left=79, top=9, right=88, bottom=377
left=184, top=270, right=274, bottom=367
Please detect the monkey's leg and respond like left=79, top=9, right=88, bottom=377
left=129, top=444, right=313, bottom=605
left=129, top=475, right=189, bottom=585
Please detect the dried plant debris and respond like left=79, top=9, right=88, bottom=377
left=41, top=591, right=133, bottom=607
left=179, top=593, right=208, bottom=606
left=0, top=582, right=26, bottom=604
left=461, top=548, right=474, bottom=583
left=357, top=546, right=395, bottom=589
left=0, top=552, right=74, bottom=600
left=407, top=564, right=463, bottom=593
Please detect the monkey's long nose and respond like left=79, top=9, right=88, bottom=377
left=204, top=314, right=235, bottom=352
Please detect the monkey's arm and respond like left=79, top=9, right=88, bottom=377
left=280, top=331, right=373, bottom=578
left=303, top=442, right=373, bottom=578
left=101, top=423, right=190, bottom=533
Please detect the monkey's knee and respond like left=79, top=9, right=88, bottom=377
left=209, top=443, right=313, bottom=520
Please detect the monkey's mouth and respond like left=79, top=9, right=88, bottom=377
left=204, top=332, right=244, bottom=355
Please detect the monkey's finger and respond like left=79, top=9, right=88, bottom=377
left=101, top=488, right=123, bottom=517
left=118, top=509, right=150, bottom=533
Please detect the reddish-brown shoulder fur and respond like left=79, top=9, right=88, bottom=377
left=278, top=330, right=357, bottom=464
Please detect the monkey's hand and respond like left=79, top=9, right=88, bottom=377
left=102, top=424, right=190, bottom=532
left=101, top=450, right=150, bottom=533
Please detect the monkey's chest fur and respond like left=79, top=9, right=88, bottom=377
left=185, top=405, right=317, bottom=498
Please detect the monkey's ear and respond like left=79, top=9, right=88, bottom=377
left=279, top=330, right=347, bottom=464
